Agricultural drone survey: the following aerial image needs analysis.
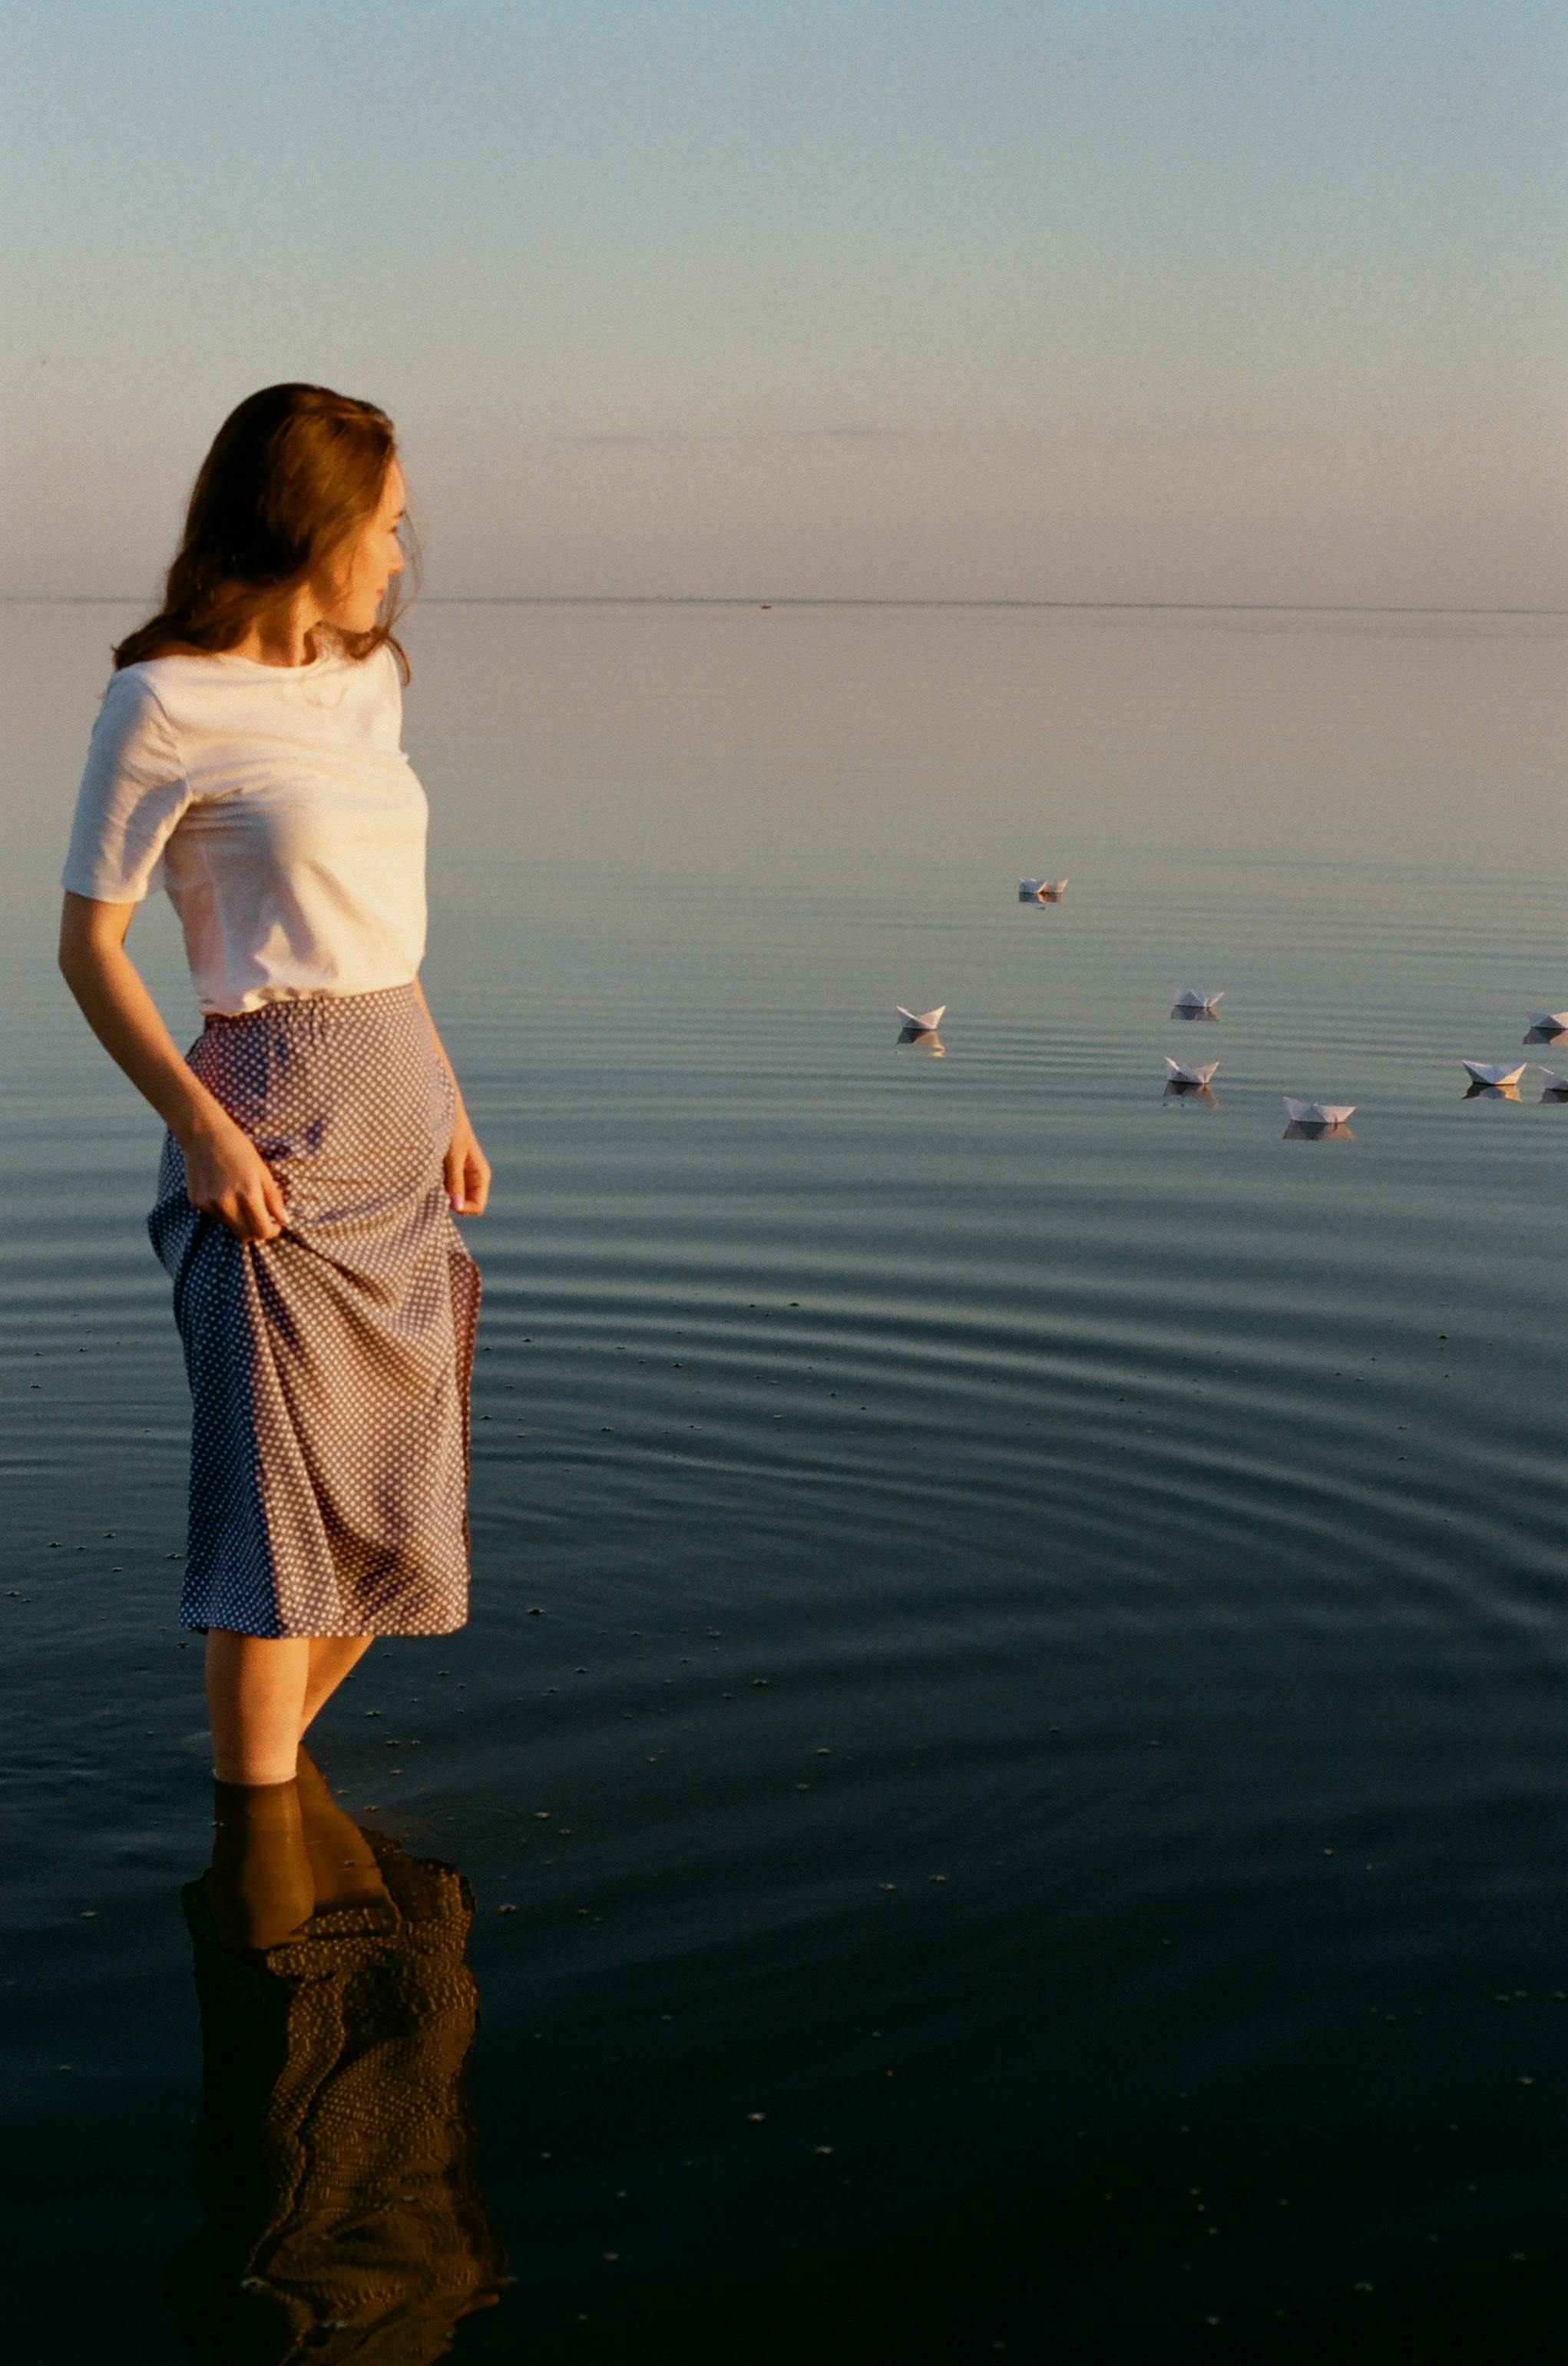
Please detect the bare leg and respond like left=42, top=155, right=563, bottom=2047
left=200, top=1631, right=379, bottom=1947
left=299, top=1634, right=374, bottom=1738
left=206, top=1630, right=312, bottom=1785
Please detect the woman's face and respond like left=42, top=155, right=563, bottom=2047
left=318, top=459, right=406, bottom=633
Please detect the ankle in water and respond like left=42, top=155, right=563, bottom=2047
left=205, top=1777, right=314, bottom=1951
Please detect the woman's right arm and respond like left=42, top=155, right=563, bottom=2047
left=58, top=892, right=288, bottom=1243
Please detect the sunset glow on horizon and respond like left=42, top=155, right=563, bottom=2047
left=7, top=0, right=1563, bottom=610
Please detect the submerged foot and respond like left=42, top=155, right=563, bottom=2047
left=203, top=1777, right=315, bottom=1951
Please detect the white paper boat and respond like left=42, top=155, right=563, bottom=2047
left=1539, top=1069, right=1568, bottom=1097
left=1165, top=1057, right=1218, bottom=1087
left=1173, top=989, right=1223, bottom=1012
left=1018, top=878, right=1068, bottom=900
left=896, top=1004, right=946, bottom=1034
left=1462, top=1060, right=1526, bottom=1089
left=1284, top=1097, right=1355, bottom=1126
left=1527, top=1011, right=1568, bottom=1033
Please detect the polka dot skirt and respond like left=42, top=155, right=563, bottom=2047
left=148, top=984, right=480, bottom=1638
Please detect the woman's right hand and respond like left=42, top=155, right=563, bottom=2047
left=58, top=898, right=290, bottom=1242
left=180, top=1114, right=289, bottom=1242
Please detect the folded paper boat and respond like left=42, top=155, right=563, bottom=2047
left=1165, top=1057, right=1218, bottom=1087
left=1018, top=878, right=1068, bottom=899
left=1527, top=1011, right=1568, bottom=1033
left=895, top=1004, right=946, bottom=1034
left=1284, top=1097, right=1355, bottom=1126
left=1173, top=989, right=1223, bottom=1012
left=1462, top=1061, right=1526, bottom=1089
left=1540, top=1069, right=1568, bottom=1097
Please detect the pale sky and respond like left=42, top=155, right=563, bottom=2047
left=5, top=0, right=1564, bottom=607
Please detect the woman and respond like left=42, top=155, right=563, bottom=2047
left=58, top=384, right=488, bottom=1895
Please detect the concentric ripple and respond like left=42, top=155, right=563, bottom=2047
left=5, top=599, right=1568, bottom=2359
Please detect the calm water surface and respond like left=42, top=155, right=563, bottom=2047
left=4, top=600, right=1566, bottom=2361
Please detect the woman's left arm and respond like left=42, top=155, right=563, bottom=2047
left=411, top=980, right=491, bottom=1215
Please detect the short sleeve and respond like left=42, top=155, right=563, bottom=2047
left=61, top=670, right=192, bottom=904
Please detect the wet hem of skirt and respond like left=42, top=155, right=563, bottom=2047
left=179, top=1612, right=471, bottom=1638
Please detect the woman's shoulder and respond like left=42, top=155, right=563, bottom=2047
left=97, top=653, right=222, bottom=750
left=79, top=663, right=187, bottom=788
left=94, top=658, right=180, bottom=735
left=109, top=645, right=352, bottom=700
left=94, top=647, right=299, bottom=756
left=104, top=639, right=400, bottom=724
left=107, top=649, right=220, bottom=703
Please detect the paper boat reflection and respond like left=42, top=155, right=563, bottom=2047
left=1463, top=1081, right=1520, bottom=1101
left=1164, top=1080, right=1219, bottom=1107
left=1283, top=1118, right=1355, bottom=1140
left=1284, top=1097, right=1355, bottom=1127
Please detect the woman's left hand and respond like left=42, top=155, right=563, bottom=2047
left=445, top=1108, right=491, bottom=1215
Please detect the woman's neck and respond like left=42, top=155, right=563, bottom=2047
left=227, top=591, right=324, bottom=669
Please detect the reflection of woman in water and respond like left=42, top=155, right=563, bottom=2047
left=170, top=1753, right=508, bottom=2364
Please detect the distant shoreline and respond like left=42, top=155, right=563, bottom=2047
left=5, top=594, right=1565, bottom=617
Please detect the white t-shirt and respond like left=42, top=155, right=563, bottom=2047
left=61, top=642, right=428, bottom=1015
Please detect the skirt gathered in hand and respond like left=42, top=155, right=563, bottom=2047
left=149, top=982, right=480, bottom=1638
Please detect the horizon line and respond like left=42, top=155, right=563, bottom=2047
left=3, top=594, right=1564, bottom=619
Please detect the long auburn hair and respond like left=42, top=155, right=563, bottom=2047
left=114, top=383, right=412, bottom=675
